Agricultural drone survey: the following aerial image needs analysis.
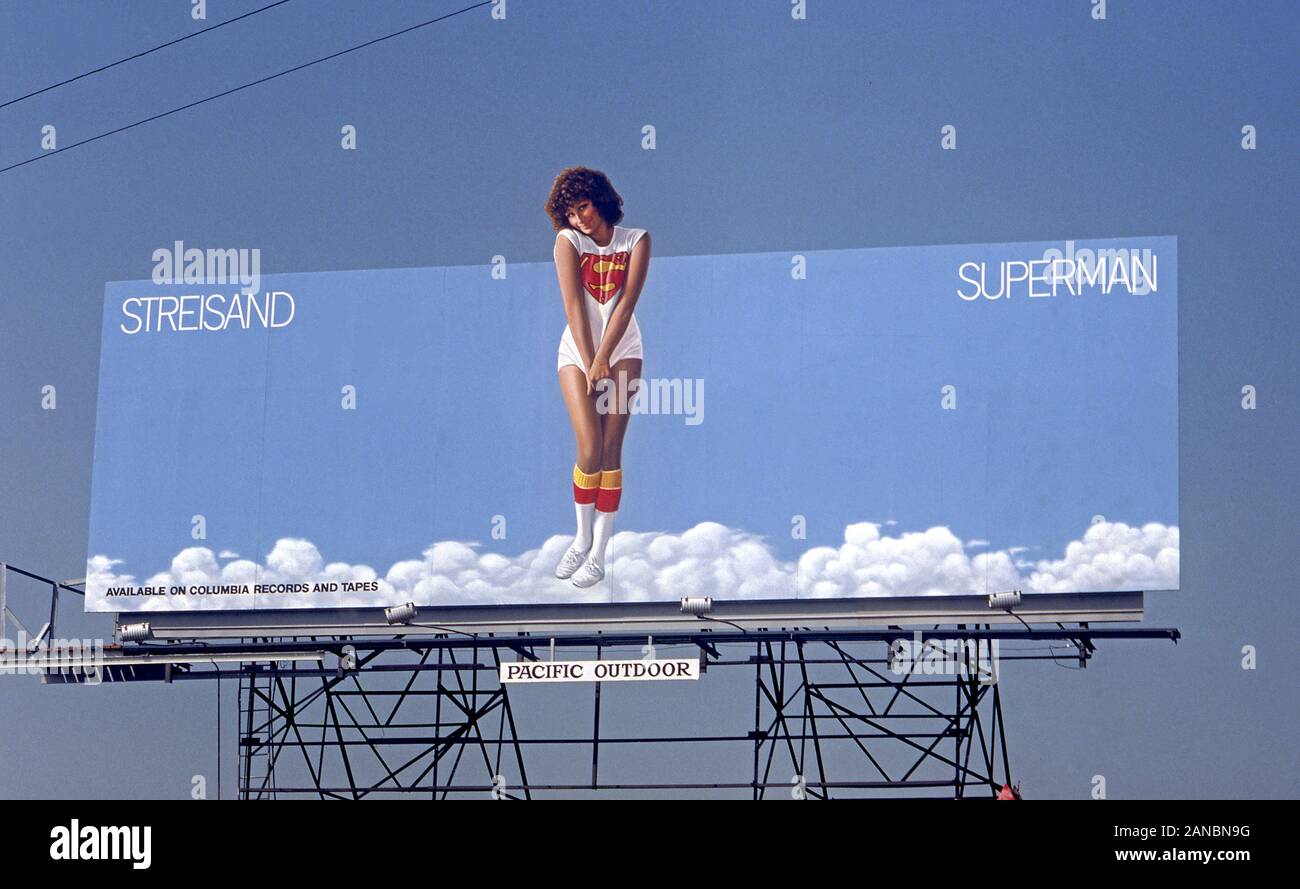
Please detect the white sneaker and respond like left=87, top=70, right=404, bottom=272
left=571, top=558, right=605, bottom=589
left=554, top=543, right=591, bottom=579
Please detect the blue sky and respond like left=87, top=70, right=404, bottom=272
left=0, top=1, right=1295, bottom=798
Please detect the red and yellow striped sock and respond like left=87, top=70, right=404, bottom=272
left=573, top=464, right=601, bottom=505
left=595, top=468, right=622, bottom=512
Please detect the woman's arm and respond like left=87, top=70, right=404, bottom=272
left=593, top=232, right=651, bottom=368
left=554, top=232, right=598, bottom=380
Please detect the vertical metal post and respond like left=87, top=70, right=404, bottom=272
left=996, top=683, right=1012, bottom=789
left=216, top=665, right=222, bottom=801
left=751, top=640, right=762, bottom=800
left=590, top=643, right=602, bottom=790
left=240, top=671, right=256, bottom=800
left=47, top=581, right=59, bottom=644
left=953, top=630, right=966, bottom=798
left=433, top=645, right=443, bottom=799
left=492, top=647, right=532, bottom=801
left=796, top=639, right=828, bottom=798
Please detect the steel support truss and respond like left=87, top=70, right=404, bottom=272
left=234, top=643, right=530, bottom=800
left=187, top=626, right=1173, bottom=799
left=2, top=563, right=1179, bottom=799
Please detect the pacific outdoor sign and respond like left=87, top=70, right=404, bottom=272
left=86, top=237, right=1179, bottom=614
left=499, top=657, right=702, bottom=684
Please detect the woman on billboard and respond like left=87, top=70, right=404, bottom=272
left=544, top=167, right=651, bottom=588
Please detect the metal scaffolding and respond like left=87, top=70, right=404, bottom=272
left=3, top=562, right=1180, bottom=799
left=114, top=629, right=1176, bottom=799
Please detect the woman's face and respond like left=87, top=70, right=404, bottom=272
left=566, top=199, right=604, bottom=234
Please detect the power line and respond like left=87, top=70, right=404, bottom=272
left=0, top=0, right=492, bottom=175
left=0, top=0, right=296, bottom=110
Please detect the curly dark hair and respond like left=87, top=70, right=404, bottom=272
left=544, top=166, right=624, bottom=232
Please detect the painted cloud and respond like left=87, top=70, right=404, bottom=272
left=85, top=519, right=1179, bottom=612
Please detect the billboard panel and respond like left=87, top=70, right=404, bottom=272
left=85, top=236, right=1178, bottom=612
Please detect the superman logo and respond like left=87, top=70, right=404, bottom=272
left=579, top=251, right=629, bottom=305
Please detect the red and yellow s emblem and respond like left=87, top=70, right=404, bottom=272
left=579, top=251, right=629, bottom=305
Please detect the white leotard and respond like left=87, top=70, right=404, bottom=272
left=556, top=224, right=647, bottom=371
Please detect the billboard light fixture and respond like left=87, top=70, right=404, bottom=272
left=385, top=602, right=417, bottom=625
left=120, top=621, right=152, bottom=642
left=987, top=590, right=1023, bottom=611
left=680, top=597, right=713, bottom=616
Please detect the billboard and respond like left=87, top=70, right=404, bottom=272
left=85, top=236, right=1178, bottom=613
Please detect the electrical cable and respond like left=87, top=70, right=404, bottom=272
left=0, top=1, right=491, bottom=174
left=0, top=0, right=296, bottom=110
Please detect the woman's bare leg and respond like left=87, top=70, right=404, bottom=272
left=556, top=365, right=603, bottom=574
left=572, top=357, right=642, bottom=586
left=597, top=358, right=642, bottom=470
left=559, top=364, right=603, bottom=473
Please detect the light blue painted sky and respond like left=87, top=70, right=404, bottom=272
left=88, top=235, right=1177, bottom=608
left=0, top=1, right=1294, bottom=798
